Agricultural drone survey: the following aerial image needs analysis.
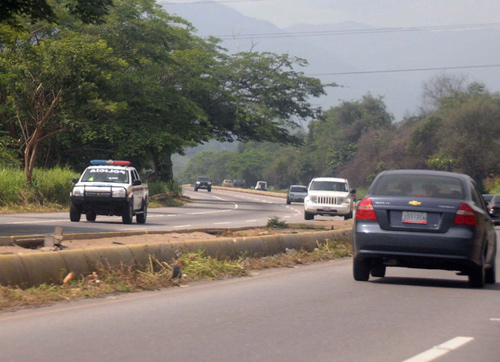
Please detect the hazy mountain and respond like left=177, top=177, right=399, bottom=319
left=162, top=1, right=500, bottom=121
left=161, top=1, right=420, bottom=120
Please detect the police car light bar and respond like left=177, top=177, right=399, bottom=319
left=90, top=160, right=131, bottom=166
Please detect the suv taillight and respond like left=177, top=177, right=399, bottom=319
left=356, top=198, right=377, bottom=220
left=453, top=203, right=477, bottom=226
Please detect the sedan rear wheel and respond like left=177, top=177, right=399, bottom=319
left=485, top=255, right=496, bottom=284
left=468, top=253, right=485, bottom=288
left=353, top=259, right=370, bottom=281
left=371, top=264, right=386, bottom=278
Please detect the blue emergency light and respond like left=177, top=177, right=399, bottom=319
left=90, top=160, right=131, bottom=166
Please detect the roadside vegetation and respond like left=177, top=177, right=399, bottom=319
left=0, top=168, right=184, bottom=212
left=0, top=237, right=352, bottom=311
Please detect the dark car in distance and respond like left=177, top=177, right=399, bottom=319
left=194, top=176, right=212, bottom=192
left=483, top=193, right=494, bottom=204
left=352, top=170, right=497, bottom=288
left=487, top=194, right=500, bottom=225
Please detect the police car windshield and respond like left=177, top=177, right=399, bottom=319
left=82, top=168, right=129, bottom=183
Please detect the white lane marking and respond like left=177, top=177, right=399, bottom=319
left=246, top=220, right=258, bottom=222
left=491, top=318, right=500, bottom=321
left=11, top=219, right=68, bottom=224
left=402, top=336, right=474, bottom=362
left=188, top=209, right=233, bottom=215
left=214, top=222, right=230, bottom=225
left=173, top=225, right=192, bottom=228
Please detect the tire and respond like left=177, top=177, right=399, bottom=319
left=70, top=202, right=81, bottom=222
left=468, top=252, right=485, bottom=288
left=353, top=259, right=370, bottom=281
left=371, top=264, right=386, bottom=278
left=122, top=200, right=134, bottom=224
left=344, top=211, right=353, bottom=220
left=286, top=198, right=291, bottom=205
left=194, top=188, right=198, bottom=192
left=485, top=255, right=496, bottom=284
left=86, top=211, right=96, bottom=222
left=304, top=211, right=314, bottom=220
left=136, top=199, right=148, bottom=224
left=208, top=187, right=211, bottom=192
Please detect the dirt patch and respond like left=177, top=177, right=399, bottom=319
left=0, top=219, right=353, bottom=255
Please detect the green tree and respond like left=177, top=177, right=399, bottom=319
left=0, top=31, right=124, bottom=182
left=438, top=93, right=500, bottom=188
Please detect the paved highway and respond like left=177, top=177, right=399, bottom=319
left=0, top=243, right=498, bottom=361
left=0, top=189, right=499, bottom=361
left=0, top=187, right=328, bottom=237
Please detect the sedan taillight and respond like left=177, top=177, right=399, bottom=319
left=356, top=198, right=377, bottom=220
left=453, top=203, right=477, bottom=226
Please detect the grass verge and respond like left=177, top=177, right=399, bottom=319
left=0, top=237, right=352, bottom=312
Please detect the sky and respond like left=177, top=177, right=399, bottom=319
left=167, top=0, right=500, bottom=29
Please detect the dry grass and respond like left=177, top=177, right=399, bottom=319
left=0, top=237, right=352, bottom=312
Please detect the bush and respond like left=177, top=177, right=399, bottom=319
left=32, top=167, right=77, bottom=206
left=0, top=169, right=25, bottom=205
left=148, top=180, right=182, bottom=196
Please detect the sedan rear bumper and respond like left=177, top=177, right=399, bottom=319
left=352, top=221, right=482, bottom=271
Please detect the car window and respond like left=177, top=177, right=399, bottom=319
left=290, top=186, right=307, bottom=193
left=309, top=181, right=348, bottom=192
left=370, top=174, right=464, bottom=199
left=197, top=177, right=209, bottom=182
left=82, top=168, right=129, bottom=183
left=470, top=184, right=485, bottom=210
left=483, top=194, right=494, bottom=203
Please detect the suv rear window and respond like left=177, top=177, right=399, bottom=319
left=309, top=181, right=348, bottom=192
left=370, top=174, right=464, bottom=199
left=290, top=186, right=307, bottom=193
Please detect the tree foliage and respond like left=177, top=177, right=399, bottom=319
left=0, top=0, right=328, bottom=183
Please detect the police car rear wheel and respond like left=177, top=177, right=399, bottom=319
left=136, top=200, right=147, bottom=224
left=86, top=211, right=96, bottom=222
left=122, top=200, right=134, bottom=224
left=70, top=202, right=81, bottom=222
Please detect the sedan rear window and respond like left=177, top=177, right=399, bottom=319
left=290, top=186, right=307, bottom=193
left=370, top=174, right=464, bottom=199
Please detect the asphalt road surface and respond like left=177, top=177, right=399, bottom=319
left=0, top=187, right=330, bottom=237
left=0, top=243, right=498, bottom=361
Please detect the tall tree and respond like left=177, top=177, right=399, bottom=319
left=1, top=31, right=124, bottom=182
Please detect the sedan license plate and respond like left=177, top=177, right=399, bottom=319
left=402, top=211, right=427, bottom=224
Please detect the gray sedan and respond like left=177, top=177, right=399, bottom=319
left=352, top=169, right=497, bottom=288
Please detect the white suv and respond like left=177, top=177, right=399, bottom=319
left=304, top=177, right=355, bottom=220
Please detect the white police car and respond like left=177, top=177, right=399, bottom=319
left=70, top=160, right=148, bottom=224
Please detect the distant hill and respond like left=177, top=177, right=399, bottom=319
left=161, top=1, right=500, bottom=121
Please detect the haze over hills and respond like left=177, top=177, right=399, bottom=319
left=161, top=1, right=500, bottom=177
left=161, top=1, right=500, bottom=121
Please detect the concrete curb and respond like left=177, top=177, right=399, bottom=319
left=0, top=229, right=352, bottom=288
